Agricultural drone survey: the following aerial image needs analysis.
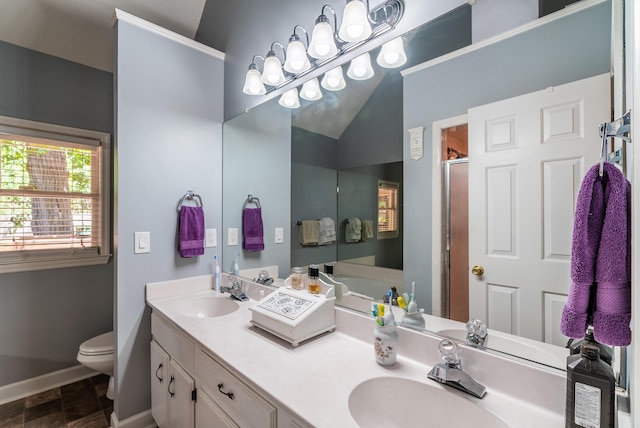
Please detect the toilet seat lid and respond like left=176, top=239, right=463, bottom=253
left=79, top=331, right=114, bottom=356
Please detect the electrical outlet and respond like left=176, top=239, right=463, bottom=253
left=205, top=228, right=217, bottom=247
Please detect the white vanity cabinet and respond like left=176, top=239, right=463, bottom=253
left=151, top=313, right=196, bottom=428
left=196, top=348, right=277, bottom=428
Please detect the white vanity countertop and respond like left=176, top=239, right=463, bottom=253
left=146, top=276, right=574, bottom=427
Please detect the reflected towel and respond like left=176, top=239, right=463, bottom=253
left=345, top=217, right=362, bottom=243
left=318, top=217, right=336, bottom=245
left=361, top=219, right=374, bottom=240
left=242, top=208, right=264, bottom=252
left=560, top=163, right=631, bottom=346
left=299, top=220, right=319, bottom=246
left=178, top=206, right=204, bottom=258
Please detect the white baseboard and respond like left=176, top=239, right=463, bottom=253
left=110, top=409, right=156, bottom=428
left=0, top=365, right=98, bottom=405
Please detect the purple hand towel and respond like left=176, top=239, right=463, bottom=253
left=178, top=206, right=205, bottom=258
left=592, top=163, right=631, bottom=346
left=242, top=207, right=264, bottom=252
left=560, top=163, right=631, bottom=346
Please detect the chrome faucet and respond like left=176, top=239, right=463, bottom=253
left=427, top=339, right=486, bottom=398
left=220, top=276, right=249, bottom=301
left=466, top=319, right=488, bottom=347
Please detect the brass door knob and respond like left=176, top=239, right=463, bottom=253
left=471, top=265, right=484, bottom=276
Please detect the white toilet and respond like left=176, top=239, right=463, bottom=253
left=77, top=331, right=115, bottom=399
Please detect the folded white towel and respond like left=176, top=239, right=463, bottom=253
left=318, top=217, right=336, bottom=245
left=299, top=220, right=319, bottom=246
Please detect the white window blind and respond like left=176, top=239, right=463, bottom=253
left=0, top=116, right=110, bottom=272
left=377, top=180, right=399, bottom=239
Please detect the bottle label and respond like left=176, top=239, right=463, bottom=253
left=574, top=382, right=601, bottom=428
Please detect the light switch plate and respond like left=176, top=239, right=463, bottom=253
left=228, top=228, right=238, bottom=246
left=205, top=228, right=217, bottom=247
left=275, top=227, right=284, bottom=244
left=134, top=231, right=150, bottom=254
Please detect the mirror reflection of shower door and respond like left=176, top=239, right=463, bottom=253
left=444, top=160, right=469, bottom=323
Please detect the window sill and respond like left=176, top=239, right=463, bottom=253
left=0, top=253, right=112, bottom=274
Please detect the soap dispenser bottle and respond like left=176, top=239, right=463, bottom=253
left=214, top=255, right=221, bottom=292
left=566, top=343, right=615, bottom=428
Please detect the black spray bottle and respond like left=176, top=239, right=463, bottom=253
left=566, top=343, right=615, bottom=427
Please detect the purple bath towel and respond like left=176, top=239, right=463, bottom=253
left=178, top=206, right=205, bottom=258
left=242, top=207, right=264, bottom=252
left=560, top=163, right=631, bottom=346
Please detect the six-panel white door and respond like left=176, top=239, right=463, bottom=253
left=467, top=73, right=610, bottom=345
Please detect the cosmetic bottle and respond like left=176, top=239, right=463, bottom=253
left=232, top=253, right=240, bottom=276
left=307, top=264, right=320, bottom=294
left=566, top=343, right=615, bottom=428
left=291, top=267, right=304, bottom=290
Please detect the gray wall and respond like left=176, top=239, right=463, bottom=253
left=0, top=40, right=114, bottom=387
left=403, top=1, right=612, bottom=311
left=222, top=100, right=291, bottom=277
left=114, top=20, right=224, bottom=420
left=291, top=127, right=338, bottom=268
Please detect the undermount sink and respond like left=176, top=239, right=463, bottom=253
left=437, top=328, right=566, bottom=368
left=348, top=377, right=510, bottom=427
left=174, top=295, right=239, bottom=318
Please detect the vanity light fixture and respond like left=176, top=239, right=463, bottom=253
left=338, top=0, right=373, bottom=42
left=243, top=0, right=403, bottom=96
left=284, top=25, right=311, bottom=73
left=242, top=55, right=267, bottom=95
left=308, top=5, right=339, bottom=60
left=262, top=42, right=287, bottom=86
left=279, top=87, right=301, bottom=109
left=347, top=52, right=374, bottom=80
left=300, top=77, right=323, bottom=101
left=321, top=65, right=347, bottom=91
left=376, top=36, right=407, bottom=68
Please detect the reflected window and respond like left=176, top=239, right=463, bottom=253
left=377, top=180, right=399, bottom=239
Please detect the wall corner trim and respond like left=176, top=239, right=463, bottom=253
left=112, top=8, right=226, bottom=61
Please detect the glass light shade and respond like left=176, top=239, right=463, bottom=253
left=284, top=39, right=311, bottom=73
left=279, top=88, right=300, bottom=108
left=347, top=52, right=374, bottom=80
left=376, top=37, right=407, bottom=68
left=262, top=55, right=286, bottom=86
left=338, top=0, right=372, bottom=43
left=308, top=21, right=338, bottom=59
left=321, top=66, right=346, bottom=91
left=242, top=68, right=266, bottom=95
left=300, top=78, right=323, bottom=101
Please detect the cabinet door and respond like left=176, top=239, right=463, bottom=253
left=196, top=390, right=239, bottom=428
left=168, top=359, right=195, bottom=428
left=151, top=341, right=170, bottom=428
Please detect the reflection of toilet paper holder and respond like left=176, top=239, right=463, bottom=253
left=255, top=270, right=273, bottom=285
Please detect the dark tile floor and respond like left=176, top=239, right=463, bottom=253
left=0, top=374, right=112, bottom=428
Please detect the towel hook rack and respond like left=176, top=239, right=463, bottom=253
left=177, top=190, right=203, bottom=212
left=599, top=110, right=632, bottom=176
left=244, top=194, right=261, bottom=209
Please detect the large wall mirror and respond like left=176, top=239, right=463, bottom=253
left=223, top=0, right=622, bottom=376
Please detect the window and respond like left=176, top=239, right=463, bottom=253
left=0, top=116, right=111, bottom=273
left=377, top=180, right=399, bottom=239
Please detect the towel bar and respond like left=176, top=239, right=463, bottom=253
left=177, top=190, right=203, bottom=212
